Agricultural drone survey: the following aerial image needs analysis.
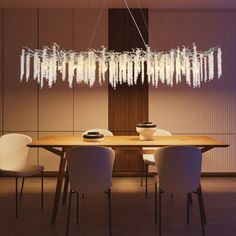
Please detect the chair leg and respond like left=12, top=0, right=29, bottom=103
left=197, top=188, right=205, bottom=236
left=16, top=177, right=18, bottom=218
left=108, top=189, right=112, bottom=236
left=76, top=193, right=79, bottom=225
left=159, top=188, right=162, bottom=236
left=66, top=189, right=73, bottom=236
left=199, top=184, right=207, bottom=224
left=41, top=172, right=44, bottom=210
left=20, top=177, right=25, bottom=200
left=145, top=163, right=148, bottom=198
left=155, top=183, right=157, bottom=224
left=62, top=166, right=69, bottom=205
left=141, top=161, right=145, bottom=187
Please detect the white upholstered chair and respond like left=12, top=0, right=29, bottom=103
left=141, top=129, right=172, bottom=198
left=154, top=146, right=206, bottom=236
left=0, top=133, right=44, bottom=218
left=65, top=146, right=115, bottom=236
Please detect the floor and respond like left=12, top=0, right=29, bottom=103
left=0, top=177, right=236, bottom=236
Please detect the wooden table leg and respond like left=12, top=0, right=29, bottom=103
left=62, top=165, right=69, bottom=205
left=51, top=147, right=67, bottom=224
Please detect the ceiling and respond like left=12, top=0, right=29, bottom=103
left=0, top=0, right=236, bottom=9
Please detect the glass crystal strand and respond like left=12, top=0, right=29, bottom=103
left=61, top=52, right=66, bottom=81
left=68, top=53, right=75, bottom=88
left=48, top=57, right=53, bottom=87
left=101, top=48, right=107, bottom=83
left=146, top=47, right=151, bottom=84
left=41, top=48, right=47, bottom=83
left=26, top=53, right=30, bottom=82
left=175, top=48, right=181, bottom=84
left=181, top=47, right=186, bottom=76
left=154, top=54, right=159, bottom=87
left=134, top=49, right=140, bottom=84
left=185, top=55, right=191, bottom=86
left=76, top=54, right=83, bottom=84
left=192, top=45, right=198, bottom=88
left=123, top=53, right=128, bottom=84
left=37, top=57, right=41, bottom=84
left=217, top=47, right=222, bottom=79
left=200, top=53, right=204, bottom=81
left=208, top=50, right=214, bottom=81
left=165, top=54, right=171, bottom=86
left=108, top=54, right=115, bottom=88
left=20, top=49, right=25, bottom=81
left=204, top=56, right=208, bottom=82
left=170, top=50, right=175, bottom=86
left=33, top=52, right=38, bottom=80
left=159, top=54, right=165, bottom=84
left=141, top=57, right=144, bottom=84
left=118, top=54, right=123, bottom=84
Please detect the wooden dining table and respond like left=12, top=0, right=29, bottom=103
left=28, top=135, right=229, bottom=224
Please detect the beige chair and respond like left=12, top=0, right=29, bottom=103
left=0, top=133, right=44, bottom=218
left=141, top=129, right=172, bottom=198
left=66, top=146, right=115, bottom=236
left=154, top=146, right=206, bottom=236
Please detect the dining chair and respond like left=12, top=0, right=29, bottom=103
left=65, top=146, right=115, bottom=236
left=154, top=146, right=206, bottom=236
left=0, top=133, right=44, bottom=218
left=62, top=129, right=113, bottom=205
left=141, top=129, right=172, bottom=198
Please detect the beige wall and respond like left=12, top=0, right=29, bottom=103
left=149, top=11, right=236, bottom=172
left=0, top=9, right=235, bottom=172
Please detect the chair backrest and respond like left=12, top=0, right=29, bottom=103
left=67, top=146, right=115, bottom=193
left=83, top=129, right=113, bottom=137
left=0, top=133, right=32, bottom=171
left=155, top=146, right=202, bottom=193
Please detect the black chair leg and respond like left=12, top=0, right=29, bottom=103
left=41, top=172, right=44, bottom=210
left=199, top=184, right=207, bottom=224
left=16, top=177, right=18, bottom=218
left=20, top=177, right=25, bottom=200
left=62, top=166, right=69, bottom=205
left=155, top=183, right=157, bottom=224
left=197, top=188, right=205, bottom=236
left=66, top=189, right=73, bottom=236
left=76, top=193, right=79, bottom=224
left=145, top=163, right=148, bottom=198
left=159, top=188, right=162, bottom=236
left=108, top=189, right=112, bottom=236
left=141, top=161, right=145, bottom=187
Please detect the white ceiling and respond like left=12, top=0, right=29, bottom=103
left=0, top=0, right=236, bottom=9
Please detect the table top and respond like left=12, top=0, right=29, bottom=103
left=28, top=135, right=229, bottom=148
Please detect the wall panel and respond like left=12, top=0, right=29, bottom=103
left=3, top=9, right=38, bottom=131
left=38, top=9, right=74, bottom=132
left=74, top=9, right=108, bottom=131
left=149, top=11, right=236, bottom=172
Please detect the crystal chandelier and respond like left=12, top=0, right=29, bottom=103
left=20, top=43, right=222, bottom=89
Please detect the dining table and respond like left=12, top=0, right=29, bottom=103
left=28, top=135, right=229, bottom=224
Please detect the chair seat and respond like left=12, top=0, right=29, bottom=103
left=143, top=155, right=156, bottom=165
left=1, top=165, right=44, bottom=177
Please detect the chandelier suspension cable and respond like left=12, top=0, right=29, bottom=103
left=87, top=0, right=107, bottom=48
left=123, top=0, right=147, bottom=48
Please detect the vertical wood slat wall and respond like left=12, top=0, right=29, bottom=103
left=108, top=9, right=148, bottom=173
left=0, top=9, right=235, bottom=173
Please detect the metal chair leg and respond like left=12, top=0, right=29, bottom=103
left=76, top=193, right=79, bottom=225
left=145, top=163, right=148, bottom=198
left=108, top=189, right=112, bottom=236
left=155, top=183, right=157, bottom=224
left=20, top=177, right=25, bottom=200
left=159, top=188, right=162, bottom=236
left=66, top=189, right=73, bottom=236
left=16, top=177, right=18, bottom=218
left=41, top=172, right=44, bottom=210
left=199, top=184, right=207, bottom=224
left=197, top=188, right=205, bottom=236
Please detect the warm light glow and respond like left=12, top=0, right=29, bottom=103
left=20, top=43, right=222, bottom=89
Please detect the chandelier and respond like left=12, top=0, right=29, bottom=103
left=20, top=43, right=222, bottom=89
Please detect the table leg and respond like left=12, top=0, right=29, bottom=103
left=51, top=147, right=67, bottom=224
left=62, top=165, right=69, bottom=205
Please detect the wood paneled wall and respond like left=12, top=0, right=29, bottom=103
left=0, top=9, right=235, bottom=173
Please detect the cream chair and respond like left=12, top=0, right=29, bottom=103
left=0, top=133, right=44, bottom=218
left=62, top=129, right=113, bottom=205
left=141, top=129, right=172, bottom=198
left=65, top=146, right=115, bottom=236
left=154, top=146, right=206, bottom=236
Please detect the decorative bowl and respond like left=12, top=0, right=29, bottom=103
left=83, top=132, right=104, bottom=142
left=136, top=122, right=157, bottom=140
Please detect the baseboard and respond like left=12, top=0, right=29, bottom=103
left=1, top=171, right=236, bottom=178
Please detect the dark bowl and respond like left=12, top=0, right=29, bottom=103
left=136, top=121, right=156, bottom=128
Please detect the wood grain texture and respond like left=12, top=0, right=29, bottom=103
left=108, top=9, right=149, bottom=172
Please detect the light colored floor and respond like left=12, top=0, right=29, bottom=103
left=0, top=177, right=236, bottom=236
